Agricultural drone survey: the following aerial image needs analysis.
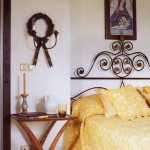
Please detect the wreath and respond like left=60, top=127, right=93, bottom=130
left=27, top=13, right=59, bottom=67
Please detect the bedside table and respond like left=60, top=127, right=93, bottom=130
left=11, top=114, right=75, bottom=150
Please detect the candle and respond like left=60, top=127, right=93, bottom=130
left=23, top=73, right=26, bottom=94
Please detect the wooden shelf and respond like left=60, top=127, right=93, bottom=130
left=11, top=114, right=75, bottom=150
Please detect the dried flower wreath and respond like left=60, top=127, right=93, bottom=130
left=27, top=12, right=59, bottom=67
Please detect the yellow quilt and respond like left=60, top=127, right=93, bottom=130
left=64, top=115, right=150, bottom=150
left=63, top=93, right=150, bottom=150
left=80, top=115, right=150, bottom=150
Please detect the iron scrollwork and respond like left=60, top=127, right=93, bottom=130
left=75, top=36, right=150, bottom=79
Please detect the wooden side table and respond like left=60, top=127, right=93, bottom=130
left=11, top=114, right=75, bottom=150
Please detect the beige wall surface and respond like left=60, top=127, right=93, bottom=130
left=11, top=0, right=70, bottom=149
left=70, top=0, right=150, bottom=95
left=11, top=0, right=150, bottom=149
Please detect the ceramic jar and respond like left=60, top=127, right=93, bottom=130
left=44, top=95, right=57, bottom=114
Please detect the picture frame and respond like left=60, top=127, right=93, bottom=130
left=105, top=0, right=136, bottom=40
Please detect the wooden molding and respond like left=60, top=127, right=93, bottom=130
left=3, top=0, right=11, bottom=149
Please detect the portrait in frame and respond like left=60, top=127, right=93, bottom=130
left=105, top=0, right=137, bottom=40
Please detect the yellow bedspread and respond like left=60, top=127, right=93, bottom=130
left=80, top=115, right=150, bottom=150
left=64, top=115, right=150, bottom=150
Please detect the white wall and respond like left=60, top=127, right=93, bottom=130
left=70, top=0, right=150, bottom=96
left=11, top=0, right=150, bottom=149
left=11, top=0, right=70, bottom=149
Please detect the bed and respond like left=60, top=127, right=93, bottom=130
left=63, top=36, right=150, bottom=150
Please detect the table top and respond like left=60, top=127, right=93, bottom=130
left=11, top=113, right=75, bottom=122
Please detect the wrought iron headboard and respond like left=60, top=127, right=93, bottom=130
left=71, top=87, right=107, bottom=102
left=71, top=36, right=150, bottom=88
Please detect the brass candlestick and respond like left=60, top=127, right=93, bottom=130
left=21, top=93, right=29, bottom=113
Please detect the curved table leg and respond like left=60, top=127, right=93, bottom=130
left=18, top=121, right=43, bottom=150
left=18, top=121, right=57, bottom=150
left=49, top=120, right=69, bottom=150
left=40, top=121, right=56, bottom=146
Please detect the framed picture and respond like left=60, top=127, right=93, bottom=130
left=105, top=0, right=136, bottom=40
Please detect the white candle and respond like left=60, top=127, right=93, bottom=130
left=23, top=73, right=26, bottom=94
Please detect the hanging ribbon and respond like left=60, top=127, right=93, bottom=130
left=27, top=13, right=59, bottom=67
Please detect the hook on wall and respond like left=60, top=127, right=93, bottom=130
left=27, top=12, right=59, bottom=67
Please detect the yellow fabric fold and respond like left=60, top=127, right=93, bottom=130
left=63, top=118, right=81, bottom=150
left=63, top=92, right=150, bottom=150
left=80, top=115, right=150, bottom=150
left=96, top=84, right=150, bottom=120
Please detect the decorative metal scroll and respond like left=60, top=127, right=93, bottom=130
left=71, top=87, right=107, bottom=102
left=72, top=36, right=150, bottom=80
